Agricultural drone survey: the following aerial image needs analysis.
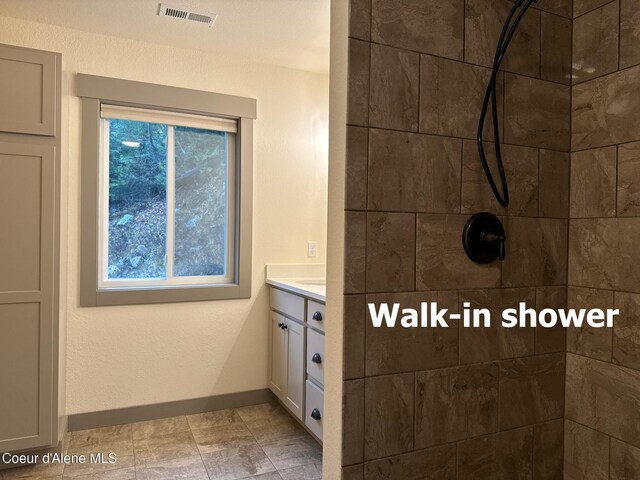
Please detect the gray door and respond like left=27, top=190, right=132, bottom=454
left=0, top=142, right=56, bottom=452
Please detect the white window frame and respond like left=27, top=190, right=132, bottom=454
left=97, top=106, right=237, bottom=290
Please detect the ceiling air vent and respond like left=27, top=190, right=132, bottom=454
left=158, top=4, right=217, bottom=26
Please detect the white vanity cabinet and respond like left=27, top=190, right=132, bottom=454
left=268, top=286, right=325, bottom=443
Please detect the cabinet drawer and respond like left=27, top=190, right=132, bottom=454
left=306, top=329, right=324, bottom=385
left=270, top=288, right=305, bottom=321
left=306, top=300, right=325, bottom=332
left=305, top=380, right=324, bottom=442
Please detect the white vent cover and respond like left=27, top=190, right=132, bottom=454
left=158, top=4, right=217, bottom=26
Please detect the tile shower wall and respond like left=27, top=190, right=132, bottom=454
left=343, top=0, right=572, bottom=478
left=566, top=0, right=640, bottom=478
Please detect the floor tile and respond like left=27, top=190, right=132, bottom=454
left=68, top=425, right=132, bottom=448
left=63, top=439, right=134, bottom=478
left=261, top=435, right=322, bottom=471
left=191, top=422, right=257, bottom=454
left=132, top=416, right=190, bottom=441
left=133, top=431, right=199, bottom=467
left=201, top=444, right=276, bottom=480
left=1, top=462, right=64, bottom=480
left=135, top=456, right=208, bottom=480
left=237, top=404, right=306, bottom=444
left=62, top=467, right=136, bottom=479
left=278, top=461, right=322, bottom=480
left=186, top=408, right=243, bottom=431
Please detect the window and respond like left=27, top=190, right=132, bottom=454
left=99, top=106, right=235, bottom=288
left=78, top=74, right=255, bottom=306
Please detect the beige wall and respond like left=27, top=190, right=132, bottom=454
left=0, top=15, right=329, bottom=415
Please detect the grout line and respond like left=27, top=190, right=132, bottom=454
left=572, top=0, right=618, bottom=19
left=344, top=123, right=572, bottom=155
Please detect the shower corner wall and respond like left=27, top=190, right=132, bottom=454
left=565, top=0, right=640, bottom=478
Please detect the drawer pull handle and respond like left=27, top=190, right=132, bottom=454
left=311, top=408, right=322, bottom=420
left=312, top=353, right=322, bottom=364
left=277, top=322, right=283, bottom=328
left=282, top=324, right=288, bottom=330
left=312, top=311, right=323, bottom=321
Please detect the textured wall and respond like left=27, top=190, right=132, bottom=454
left=566, top=0, right=640, bottom=478
left=342, top=0, right=572, bottom=478
left=0, top=15, right=329, bottom=414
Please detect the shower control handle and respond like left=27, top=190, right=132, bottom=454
left=481, top=231, right=506, bottom=261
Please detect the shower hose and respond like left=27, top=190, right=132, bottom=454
left=477, top=0, right=538, bottom=208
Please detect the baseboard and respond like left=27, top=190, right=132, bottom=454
left=67, top=389, right=276, bottom=432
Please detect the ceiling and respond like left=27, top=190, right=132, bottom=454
left=0, top=0, right=330, bottom=73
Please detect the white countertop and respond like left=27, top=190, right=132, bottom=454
left=266, top=277, right=326, bottom=302
left=265, top=264, right=326, bottom=302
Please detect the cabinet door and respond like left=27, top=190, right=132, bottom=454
left=284, top=319, right=305, bottom=420
left=0, top=142, right=55, bottom=452
left=0, top=44, right=57, bottom=136
left=268, top=311, right=286, bottom=400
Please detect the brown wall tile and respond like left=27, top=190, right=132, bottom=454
left=617, top=141, right=640, bottom=216
left=502, top=217, right=568, bottom=287
left=535, top=286, right=568, bottom=354
left=572, top=1, right=620, bottom=84
left=363, top=444, right=457, bottom=480
left=504, top=74, right=571, bottom=151
left=570, top=146, right=617, bottom=218
left=614, top=291, right=640, bottom=371
left=574, top=0, right=615, bottom=17
left=366, top=212, right=415, bottom=293
left=566, top=353, right=640, bottom=448
left=348, top=39, right=370, bottom=126
left=564, top=420, right=610, bottom=480
left=573, top=65, right=640, bottom=150
left=499, top=353, right=565, bottom=430
left=349, top=0, right=371, bottom=41
left=621, top=0, right=640, bottom=69
left=537, top=0, right=573, bottom=17
left=569, top=218, right=640, bottom=292
left=465, top=0, right=540, bottom=77
left=420, top=55, right=502, bottom=139
left=372, top=0, right=464, bottom=60
left=539, top=150, right=570, bottom=218
left=462, top=140, right=538, bottom=216
left=457, top=427, right=534, bottom=480
left=459, top=288, right=536, bottom=364
left=345, top=211, right=366, bottom=294
left=366, top=292, right=458, bottom=375
left=369, top=44, right=419, bottom=131
left=611, top=438, right=640, bottom=480
left=346, top=126, right=368, bottom=211
left=343, top=379, right=365, bottom=465
left=541, top=12, right=572, bottom=85
left=364, top=373, right=414, bottom=460
left=415, top=363, right=498, bottom=448
left=533, top=419, right=564, bottom=480
left=343, top=464, right=364, bottom=480
left=344, top=295, right=366, bottom=380
left=567, top=286, right=614, bottom=361
left=368, top=129, right=461, bottom=213
left=416, top=214, right=501, bottom=290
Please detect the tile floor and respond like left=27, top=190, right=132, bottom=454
left=0, top=402, right=322, bottom=480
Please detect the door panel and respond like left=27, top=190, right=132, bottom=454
left=0, top=142, right=55, bottom=452
left=0, top=45, right=56, bottom=136
left=268, top=311, right=286, bottom=400
left=284, top=319, right=305, bottom=420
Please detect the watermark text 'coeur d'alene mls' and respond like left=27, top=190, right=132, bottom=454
left=368, top=302, right=619, bottom=329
